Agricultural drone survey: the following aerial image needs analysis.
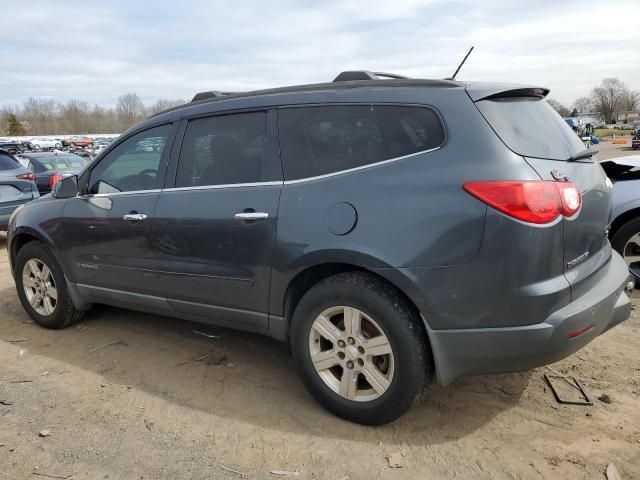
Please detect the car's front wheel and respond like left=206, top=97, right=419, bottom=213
left=611, top=216, right=640, bottom=286
left=15, top=241, right=84, bottom=329
left=290, top=272, right=432, bottom=425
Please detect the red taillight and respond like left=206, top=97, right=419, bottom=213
left=556, top=182, right=581, bottom=217
left=463, top=180, right=581, bottom=224
left=16, top=172, right=35, bottom=181
left=49, top=174, right=63, bottom=189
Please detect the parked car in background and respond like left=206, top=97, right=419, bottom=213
left=19, top=140, right=36, bottom=151
left=62, top=136, right=94, bottom=148
left=0, top=139, right=23, bottom=154
left=0, top=149, right=39, bottom=229
left=603, top=156, right=640, bottom=281
left=30, top=138, right=63, bottom=151
left=91, top=140, right=112, bottom=155
left=6, top=73, right=632, bottom=424
left=17, top=152, right=89, bottom=195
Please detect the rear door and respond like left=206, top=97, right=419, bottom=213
left=474, top=94, right=612, bottom=295
left=155, top=110, right=282, bottom=329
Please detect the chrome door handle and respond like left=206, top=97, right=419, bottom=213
left=122, top=213, right=147, bottom=221
left=234, top=212, right=269, bottom=220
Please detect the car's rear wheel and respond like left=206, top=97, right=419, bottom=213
left=290, top=272, right=432, bottom=425
left=15, top=241, right=84, bottom=329
left=611, top=217, right=640, bottom=283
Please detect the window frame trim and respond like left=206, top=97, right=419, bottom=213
left=79, top=121, right=178, bottom=196
left=274, top=102, right=448, bottom=182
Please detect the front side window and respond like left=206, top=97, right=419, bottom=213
left=175, top=111, right=277, bottom=187
left=278, top=105, right=445, bottom=180
left=88, top=124, right=171, bottom=194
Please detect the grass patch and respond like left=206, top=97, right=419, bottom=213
left=595, top=128, right=632, bottom=138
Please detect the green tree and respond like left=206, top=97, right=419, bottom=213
left=7, top=113, right=26, bottom=136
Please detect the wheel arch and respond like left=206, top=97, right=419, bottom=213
left=610, top=206, right=640, bottom=241
left=10, top=227, right=56, bottom=275
left=280, top=260, right=436, bottom=362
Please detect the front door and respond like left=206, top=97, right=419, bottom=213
left=155, top=110, right=282, bottom=328
left=63, top=123, right=175, bottom=300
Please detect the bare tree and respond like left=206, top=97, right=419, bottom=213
left=61, top=99, right=91, bottom=134
left=546, top=98, right=571, bottom=117
left=148, top=98, right=185, bottom=116
left=116, top=93, right=146, bottom=129
left=620, top=88, right=640, bottom=112
left=572, top=96, right=592, bottom=114
left=590, top=78, right=625, bottom=123
left=22, top=97, right=60, bottom=135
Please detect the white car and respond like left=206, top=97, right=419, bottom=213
left=30, top=138, right=62, bottom=150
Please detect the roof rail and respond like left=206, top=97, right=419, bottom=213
left=333, top=71, right=409, bottom=82
left=191, top=91, right=237, bottom=102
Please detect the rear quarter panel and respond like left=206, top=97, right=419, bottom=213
left=269, top=87, right=543, bottom=320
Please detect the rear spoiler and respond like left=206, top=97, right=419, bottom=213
left=465, top=83, right=550, bottom=102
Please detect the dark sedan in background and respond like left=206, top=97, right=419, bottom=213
left=0, top=139, right=24, bottom=154
left=0, top=149, right=39, bottom=229
left=17, top=152, right=90, bottom=195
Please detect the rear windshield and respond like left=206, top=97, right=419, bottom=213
left=476, top=97, right=585, bottom=160
left=0, top=154, right=18, bottom=170
left=36, top=155, right=86, bottom=170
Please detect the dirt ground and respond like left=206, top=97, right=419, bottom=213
left=596, top=136, right=640, bottom=160
left=1, top=140, right=640, bottom=479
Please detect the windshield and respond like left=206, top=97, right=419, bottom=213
left=476, top=97, right=585, bottom=160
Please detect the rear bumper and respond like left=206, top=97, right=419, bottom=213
left=428, top=251, right=632, bottom=385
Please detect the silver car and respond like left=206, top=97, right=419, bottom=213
left=603, top=156, right=640, bottom=280
left=0, top=149, right=40, bottom=229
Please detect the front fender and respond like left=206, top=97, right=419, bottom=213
left=8, top=197, right=67, bottom=276
left=612, top=182, right=640, bottom=221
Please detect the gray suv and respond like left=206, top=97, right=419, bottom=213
left=7, top=72, right=632, bottom=424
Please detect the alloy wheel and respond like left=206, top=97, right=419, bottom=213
left=22, top=258, right=58, bottom=316
left=308, top=306, right=394, bottom=402
left=623, top=232, right=640, bottom=278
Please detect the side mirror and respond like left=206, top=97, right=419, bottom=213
left=52, top=175, right=79, bottom=198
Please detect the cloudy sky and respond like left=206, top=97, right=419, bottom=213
left=2, top=0, right=639, bottom=108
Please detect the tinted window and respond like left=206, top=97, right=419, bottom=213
left=176, top=111, right=276, bottom=187
left=0, top=154, right=18, bottom=170
left=88, top=124, right=170, bottom=194
left=278, top=105, right=445, bottom=180
left=476, top=97, right=585, bottom=161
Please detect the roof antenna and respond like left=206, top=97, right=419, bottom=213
left=448, top=46, right=474, bottom=80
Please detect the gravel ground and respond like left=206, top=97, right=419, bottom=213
left=1, top=236, right=639, bottom=478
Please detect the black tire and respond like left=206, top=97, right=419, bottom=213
left=15, top=241, right=84, bottom=329
left=611, top=216, right=640, bottom=285
left=290, top=272, right=432, bottom=425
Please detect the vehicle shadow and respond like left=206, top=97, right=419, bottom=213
left=0, top=279, right=531, bottom=446
left=0, top=232, right=530, bottom=445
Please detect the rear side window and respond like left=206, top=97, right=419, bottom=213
left=0, top=154, right=18, bottom=170
left=175, top=111, right=279, bottom=187
left=278, top=105, right=445, bottom=180
left=476, top=97, right=585, bottom=161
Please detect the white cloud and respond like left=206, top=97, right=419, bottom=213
left=1, top=0, right=639, bottom=107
